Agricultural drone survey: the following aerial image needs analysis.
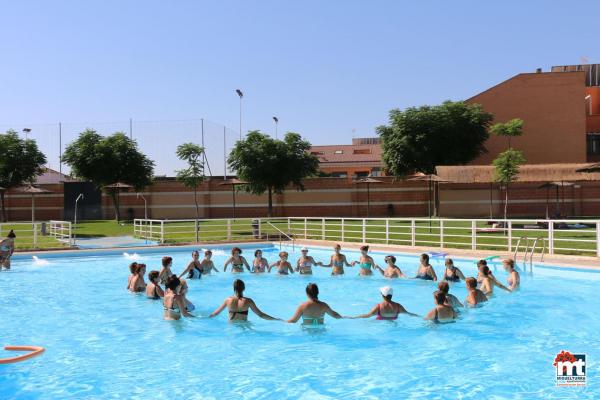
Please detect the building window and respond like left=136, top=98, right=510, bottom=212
left=354, top=171, right=369, bottom=178
left=352, top=148, right=371, bottom=154
left=587, top=133, right=600, bottom=155
left=330, top=172, right=347, bottom=178
left=310, top=151, right=324, bottom=155
left=371, top=168, right=382, bottom=177
left=334, top=150, right=344, bottom=154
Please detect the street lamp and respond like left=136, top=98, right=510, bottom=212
left=22, top=128, right=31, bottom=140
left=273, top=116, right=279, bottom=139
left=74, top=193, right=84, bottom=246
left=137, top=193, right=148, bottom=219
left=235, top=89, right=243, bottom=140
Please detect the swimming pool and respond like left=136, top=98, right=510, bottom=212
left=1, top=244, right=598, bottom=399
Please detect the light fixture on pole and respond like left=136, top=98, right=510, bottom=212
left=235, top=89, right=243, bottom=140
left=22, top=128, right=31, bottom=141
left=74, top=193, right=84, bottom=246
left=137, top=193, right=148, bottom=219
left=273, top=116, right=279, bottom=139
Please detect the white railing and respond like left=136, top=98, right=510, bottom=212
left=133, top=217, right=600, bottom=258
left=0, top=220, right=72, bottom=249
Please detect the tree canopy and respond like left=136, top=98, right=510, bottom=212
left=493, top=148, right=526, bottom=219
left=62, top=130, right=154, bottom=220
left=0, top=130, right=47, bottom=221
left=176, top=143, right=205, bottom=220
left=490, top=118, right=524, bottom=148
left=377, top=101, right=494, bottom=176
left=227, top=131, right=318, bottom=217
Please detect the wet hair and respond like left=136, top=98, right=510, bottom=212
left=434, top=290, right=446, bottom=305
left=231, top=247, right=242, bottom=255
left=205, top=250, right=212, bottom=256
left=162, top=256, right=172, bottom=267
left=481, top=265, right=491, bottom=277
left=334, top=244, right=341, bottom=250
left=279, top=251, right=288, bottom=258
left=445, top=258, right=454, bottom=267
left=165, top=275, right=181, bottom=291
left=466, top=277, right=477, bottom=289
left=477, top=259, right=487, bottom=267
left=7, top=230, right=16, bottom=238
left=129, top=262, right=138, bottom=274
left=137, top=263, right=146, bottom=274
left=233, top=279, right=245, bottom=298
left=254, top=249, right=262, bottom=257
left=192, top=250, right=199, bottom=257
left=306, top=283, right=319, bottom=300
left=360, top=245, right=369, bottom=252
left=420, top=254, right=430, bottom=263
left=438, top=281, right=450, bottom=294
left=504, top=258, right=515, bottom=269
left=385, top=255, right=396, bottom=263
left=148, top=270, right=159, bottom=283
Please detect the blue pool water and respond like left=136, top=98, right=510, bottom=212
left=1, top=244, right=598, bottom=399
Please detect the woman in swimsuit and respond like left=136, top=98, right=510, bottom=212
left=158, top=256, right=175, bottom=285
left=210, top=279, right=279, bottom=322
left=442, top=259, right=464, bottom=282
left=128, top=263, right=147, bottom=293
left=163, top=275, right=194, bottom=320
left=223, top=247, right=251, bottom=273
left=351, top=245, right=383, bottom=276
left=296, top=247, right=317, bottom=275
left=252, top=250, right=269, bottom=273
left=178, top=251, right=203, bottom=279
left=0, top=230, right=16, bottom=270
left=287, top=283, right=343, bottom=325
left=378, top=255, right=406, bottom=278
left=146, top=270, right=164, bottom=299
left=127, top=262, right=138, bottom=289
left=465, top=277, right=488, bottom=307
left=318, top=244, right=351, bottom=275
left=178, top=278, right=195, bottom=312
left=424, top=291, right=457, bottom=323
left=353, top=286, right=418, bottom=320
left=479, top=265, right=510, bottom=296
left=503, top=259, right=520, bottom=291
left=268, top=251, right=294, bottom=275
left=437, top=281, right=463, bottom=309
left=414, top=254, right=437, bottom=281
left=200, top=250, right=219, bottom=274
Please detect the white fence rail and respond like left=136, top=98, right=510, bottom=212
left=0, top=220, right=72, bottom=249
left=133, top=217, right=600, bottom=258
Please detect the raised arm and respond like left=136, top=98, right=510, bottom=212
left=399, top=304, right=419, bottom=317
left=209, top=299, right=229, bottom=318
left=342, top=255, right=352, bottom=267
left=287, top=304, right=304, bottom=323
left=324, top=303, right=342, bottom=319
left=248, top=299, right=280, bottom=321
left=352, top=304, right=379, bottom=319
left=209, top=261, right=219, bottom=273
left=178, top=262, right=193, bottom=279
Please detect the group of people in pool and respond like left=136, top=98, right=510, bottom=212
left=126, top=244, right=521, bottom=324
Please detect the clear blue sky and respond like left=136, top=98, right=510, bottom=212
left=0, top=1, right=598, bottom=175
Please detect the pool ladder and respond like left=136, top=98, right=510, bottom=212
left=513, top=236, right=545, bottom=271
left=266, top=221, right=295, bottom=252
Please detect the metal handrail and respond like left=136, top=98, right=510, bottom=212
left=526, top=237, right=540, bottom=270
left=266, top=221, right=295, bottom=252
left=513, top=236, right=526, bottom=261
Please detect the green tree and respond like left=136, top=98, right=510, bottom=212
left=490, top=118, right=524, bottom=149
left=0, top=130, right=47, bottom=221
left=228, top=131, right=318, bottom=217
left=62, top=130, right=154, bottom=221
left=176, top=143, right=205, bottom=221
left=493, top=149, right=526, bottom=220
left=377, top=101, right=493, bottom=176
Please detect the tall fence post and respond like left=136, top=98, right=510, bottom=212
left=596, top=221, right=600, bottom=258
left=385, top=219, right=389, bottom=244
left=471, top=220, right=477, bottom=250
left=507, top=220, right=512, bottom=252
left=287, top=218, right=291, bottom=234
left=322, top=218, right=326, bottom=241
left=362, top=219, right=366, bottom=243
left=258, top=219, right=262, bottom=240
left=160, top=220, right=165, bottom=244
left=411, top=219, right=416, bottom=247
left=33, top=223, right=38, bottom=248
left=548, top=221, right=554, bottom=255
left=439, top=219, right=444, bottom=248
left=227, top=219, right=232, bottom=241
left=341, top=218, right=345, bottom=242
left=195, top=219, right=199, bottom=243
left=304, top=218, right=307, bottom=239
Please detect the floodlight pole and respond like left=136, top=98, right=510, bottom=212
left=74, top=193, right=84, bottom=246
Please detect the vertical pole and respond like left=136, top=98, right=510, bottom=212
left=160, top=221, right=164, bottom=244
left=201, top=118, right=205, bottom=171
left=366, top=183, right=370, bottom=218
left=239, top=97, right=242, bottom=140
left=257, top=218, right=262, bottom=239
left=227, top=219, right=232, bottom=241
left=411, top=219, right=416, bottom=246
left=362, top=218, right=366, bottom=243
left=596, top=221, right=600, bottom=258
left=507, top=220, right=512, bottom=252
left=287, top=217, right=291, bottom=234
left=31, top=195, right=35, bottom=223
left=385, top=219, right=389, bottom=244
left=59, top=122, right=62, bottom=176
left=223, top=127, right=227, bottom=179
left=439, top=219, right=444, bottom=248
left=321, top=218, right=325, bottom=240
left=304, top=218, right=307, bottom=239
left=33, top=221, right=38, bottom=248
left=341, top=218, right=345, bottom=242
left=471, top=220, right=477, bottom=250
left=129, top=118, right=133, bottom=139
left=195, top=219, right=199, bottom=243
left=548, top=221, right=554, bottom=255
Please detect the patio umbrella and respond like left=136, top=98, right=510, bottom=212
left=17, top=185, right=52, bottom=223
left=353, top=177, right=382, bottom=218
left=537, top=182, right=575, bottom=219
left=408, top=173, right=448, bottom=218
left=104, top=182, right=133, bottom=221
left=219, top=178, right=248, bottom=219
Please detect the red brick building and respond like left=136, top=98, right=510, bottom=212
left=309, top=138, right=384, bottom=178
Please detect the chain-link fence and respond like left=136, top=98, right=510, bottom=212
left=0, top=118, right=241, bottom=177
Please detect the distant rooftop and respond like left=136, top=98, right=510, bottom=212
left=35, top=168, right=77, bottom=185
left=310, top=138, right=382, bottom=164
left=551, top=64, right=600, bottom=86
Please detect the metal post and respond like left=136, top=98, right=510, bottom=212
left=201, top=118, right=205, bottom=171
left=304, top=218, right=307, bottom=238
left=322, top=218, right=325, bottom=240
left=411, top=219, right=416, bottom=246
left=129, top=118, right=133, bottom=139
left=385, top=219, right=389, bottom=244
left=195, top=219, right=199, bottom=243
left=439, top=219, right=444, bottom=248
left=596, top=221, right=600, bottom=257
left=507, top=220, right=512, bottom=252
left=223, top=126, right=227, bottom=179
left=362, top=218, right=366, bottom=243
left=160, top=221, right=165, bottom=244
left=341, top=218, right=345, bottom=242
left=258, top=218, right=262, bottom=239
left=227, top=219, right=232, bottom=241
left=239, top=96, right=242, bottom=140
left=33, top=222, right=37, bottom=248
left=471, top=220, right=477, bottom=250
left=548, top=221, right=554, bottom=255
left=59, top=122, right=62, bottom=176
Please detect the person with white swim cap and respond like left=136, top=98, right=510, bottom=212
left=352, top=286, right=418, bottom=320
